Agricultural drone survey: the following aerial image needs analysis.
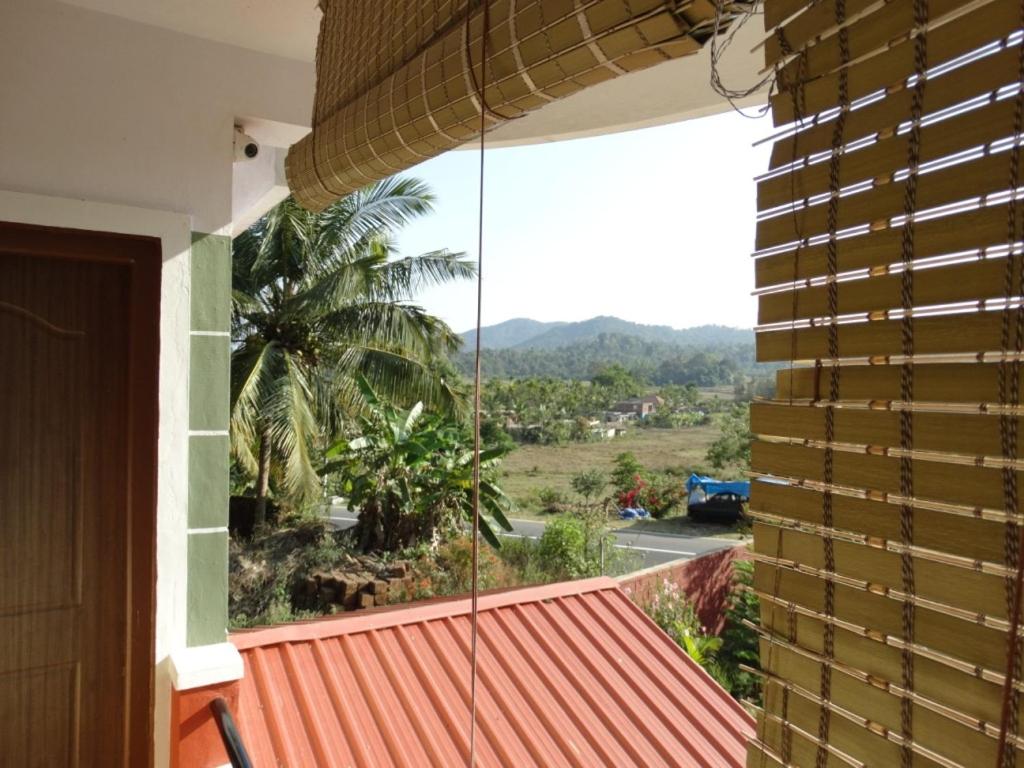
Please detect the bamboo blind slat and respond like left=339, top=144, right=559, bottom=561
left=751, top=480, right=1007, bottom=562
left=764, top=0, right=879, bottom=70
left=765, top=0, right=825, bottom=34
left=768, top=39, right=1019, bottom=170
left=757, top=257, right=1020, bottom=325
left=753, top=699, right=872, bottom=768
left=754, top=203, right=1012, bottom=288
left=745, top=740, right=788, bottom=768
left=754, top=522, right=1008, bottom=619
left=757, top=95, right=1018, bottom=215
left=287, top=0, right=728, bottom=211
left=769, top=0, right=992, bottom=111
left=756, top=311, right=1012, bottom=362
left=752, top=0, right=1024, bottom=764
left=758, top=674, right=956, bottom=767
left=757, top=598, right=1009, bottom=721
left=751, top=508, right=1012, bottom=581
left=751, top=402, right=1024, bottom=460
left=768, top=0, right=1014, bottom=126
left=751, top=440, right=1018, bottom=510
left=757, top=149, right=1023, bottom=249
left=761, top=642, right=1005, bottom=764
left=773, top=362, right=1024, bottom=404
left=752, top=562, right=1008, bottom=671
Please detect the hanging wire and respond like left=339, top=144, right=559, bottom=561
left=709, top=0, right=778, bottom=117
left=467, top=1, right=493, bottom=766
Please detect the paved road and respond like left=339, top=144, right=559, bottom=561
left=327, top=508, right=735, bottom=569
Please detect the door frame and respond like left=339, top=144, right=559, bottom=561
left=0, top=221, right=161, bottom=767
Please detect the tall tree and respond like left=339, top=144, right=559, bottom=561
left=231, top=179, right=475, bottom=522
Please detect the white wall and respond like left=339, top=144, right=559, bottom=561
left=0, top=3, right=316, bottom=765
left=0, top=0, right=314, bottom=235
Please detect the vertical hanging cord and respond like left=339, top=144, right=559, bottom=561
left=995, top=0, right=1024, bottom=762
left=816, top=2, right=850, bottom=765
left=896, top=1, right=929, bottom=765
left=468, top=2, right=491, bottom=766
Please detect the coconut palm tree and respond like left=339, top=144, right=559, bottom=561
left=231, top=178, right=475, bottom=523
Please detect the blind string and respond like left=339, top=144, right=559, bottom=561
left=895, top=0, right=929, bottom=764
left=755, top=21, right=806, bottom=767
left=814, top=1, right=850, bottom=765
left=996, top=0, right=1024, bottom=762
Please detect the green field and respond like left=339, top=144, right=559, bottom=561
left=499, top=424, right=720, bottom=517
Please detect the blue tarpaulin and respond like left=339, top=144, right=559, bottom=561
left=685, top=473, right=750, bottom=499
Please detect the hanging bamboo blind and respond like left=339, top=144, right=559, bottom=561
left=287, top=0, right=734, bottom=211
left=750, top=0, right=1024, bottom=765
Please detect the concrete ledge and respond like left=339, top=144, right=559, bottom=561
left=169, top=643, right=243, bottom=691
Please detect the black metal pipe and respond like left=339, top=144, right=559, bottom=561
left=209, top=697, right=254, bottom=768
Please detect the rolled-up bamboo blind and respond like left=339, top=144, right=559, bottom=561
left=751, top=0, right=1024, bottom=765
left=287, top=0, right=733, bottom=211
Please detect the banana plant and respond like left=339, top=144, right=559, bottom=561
left=322, top=377, right=514, bottom=552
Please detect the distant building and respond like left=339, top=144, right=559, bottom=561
left=610, top=394, right=664, bottom=419
left=590, top=420, right=626, bottom=439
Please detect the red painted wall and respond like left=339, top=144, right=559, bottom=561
left=170, top=680, right=240, bottom=768
left=619, top=545, right=747, bottom=634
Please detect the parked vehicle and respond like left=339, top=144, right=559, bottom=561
left=685, top=474, right=750, bottom=522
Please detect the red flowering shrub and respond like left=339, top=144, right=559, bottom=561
left=616, top=473, right=684, bottom=518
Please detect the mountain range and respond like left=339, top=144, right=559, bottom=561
left=461, top=316, right=753, bottom=350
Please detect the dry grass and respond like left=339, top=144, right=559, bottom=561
left=499, top=425, right=719, bottom=518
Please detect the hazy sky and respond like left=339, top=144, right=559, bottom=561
left=394, top=108, right=771, bottom=334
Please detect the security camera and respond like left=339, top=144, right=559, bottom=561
left=233, top=127, right=260, bottom=162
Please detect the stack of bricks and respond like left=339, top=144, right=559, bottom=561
left=300, top=560, right=418, bottom=611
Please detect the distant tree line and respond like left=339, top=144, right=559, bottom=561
left=453, top=332, right=761, bottom=385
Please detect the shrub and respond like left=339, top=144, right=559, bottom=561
left=716, top=560, right=762, bottom=703
left=322, top=378, right=513, bottom=552
left=536, top=486, right=569, bottom=514
left=611, top=452, right=645, bottom=493
left=494, top=536, right=550, bottom=585
left=570, top=469, right=607, bottom=505
left=537, top=517, right=589, bottom=579
left=616, top=472, right=685, bottom=518
left=430, top=536, right=521, bottom=594
left=639, top=578, right=728, bottom=688
left=636, top=562, right=763, bottom=703
left=643, top=578, right=701, bottom=636
left=705, top=404, right=752, bottom=472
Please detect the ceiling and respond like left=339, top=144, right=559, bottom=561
left=57, top=0, right=766, bottom=145
left=58, top=0, right=321, bottom=62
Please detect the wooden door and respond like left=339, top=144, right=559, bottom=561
left=0, top=223, right=160, bottom=767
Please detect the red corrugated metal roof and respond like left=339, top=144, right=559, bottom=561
left=230, top=576, right=754, bottom=767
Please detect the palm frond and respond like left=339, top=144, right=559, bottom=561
left=285, top=244, right=382, bottom=316
left=334, top=345, right=466, bottom=416
left=229, top=339, right=281, bottom=474
left=317, top=302, right=458, bottom=360
left=373, top=250, right=477, bottom=299
left=312, top=177, right=434, bottom=269
left=266, top=351, right=321, bottom=502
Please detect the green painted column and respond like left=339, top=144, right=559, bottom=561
left=186, top=232, right=232, bottom=647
